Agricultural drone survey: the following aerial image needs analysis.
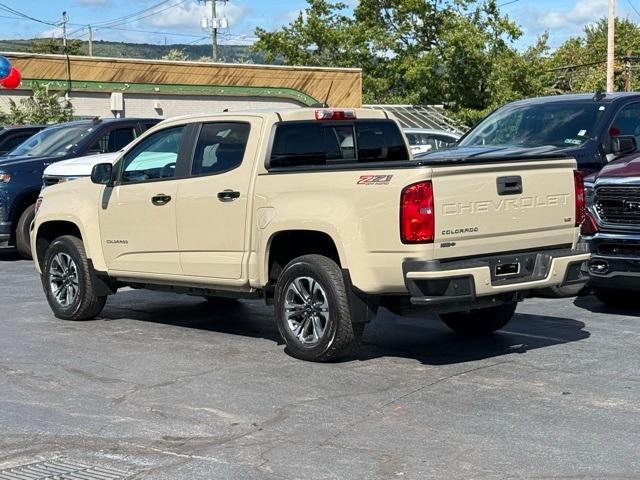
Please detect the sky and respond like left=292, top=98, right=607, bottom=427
left=0, top=0, right=637, bottom=50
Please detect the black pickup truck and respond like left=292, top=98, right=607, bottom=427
left=417, top=92, right=640, bottom=174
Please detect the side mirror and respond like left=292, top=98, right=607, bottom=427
left=612, top=135, right=637, bottom=156
left=91, top=162, right=113, bottom=185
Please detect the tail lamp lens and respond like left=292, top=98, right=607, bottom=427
left=401, top=181, right=434, bottom=243
left=574, top=170, right=586, bottom=227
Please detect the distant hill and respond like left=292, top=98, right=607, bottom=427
left=0, top=38, right=268, bottom=64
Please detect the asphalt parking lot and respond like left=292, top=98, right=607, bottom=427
left=1, top=249, right=639, bottom=480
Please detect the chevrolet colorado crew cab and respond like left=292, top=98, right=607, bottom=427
left=32, top=108, right=590, bottom=362
left=0, top=117, right=159, bottom=258
left=582, top=154, right=640, bottom=306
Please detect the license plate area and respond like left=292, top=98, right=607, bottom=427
left=495, top=262, right=520, bottom=277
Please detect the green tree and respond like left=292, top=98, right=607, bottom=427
left=162, top=48, right=189, bottom=61
left=253, top=0, right=550, bottom=124
left=549, top=17, right=640, bottom=93
left=28, top=38, right=83, bottom=55
left=0, top=83, right=73, bottom=125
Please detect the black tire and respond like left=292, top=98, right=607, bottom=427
left=274, top=254, right=364, bottom=362
left=42, top=235, right=107, bottom=321
left=593, top=288, right=634, bottom=307
left=440, top=301, right=517, bottom=336
left=15, top=204, right=35, bottom=259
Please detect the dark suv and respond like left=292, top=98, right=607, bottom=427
left=0, top=125, right=46, bottom=155
left=417, top=92, right=640, bottom=174
left=0, top=117, right=160, bottom=258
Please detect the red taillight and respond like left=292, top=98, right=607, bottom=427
left=581, top=212, right=599, bottom=236
left=574, top=170, right=586, bottom=227
left=401, top=181, right=434, bottom=244
left=314, top=109, right=356, bottom=121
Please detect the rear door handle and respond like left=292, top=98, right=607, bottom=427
left=497, top=176, right=522, bottom=195
left=217, top=189, right=241, bottom=201
left=151, top=194, right=172, bottom=206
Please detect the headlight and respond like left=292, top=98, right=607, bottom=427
left=35, top=197, right=43, bottom=215
left=0, top=171, right=10, bottom=183
left=585, top=183, right=595, bottom=208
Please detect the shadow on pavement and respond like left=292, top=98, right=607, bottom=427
left=355, top=309, right=590, bottom=365
left=99, top=290, right=590, bottom=366
left=0, top=248, right=22, bottom=262
left=573, top=293, right=639, bottom=315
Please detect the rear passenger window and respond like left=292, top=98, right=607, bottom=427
left=191, top=123, right=250, bottom=176
left=89, top=127, right=137, bottom=154
left=269, top=120, right=408, bottom=168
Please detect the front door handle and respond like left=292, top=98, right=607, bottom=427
left=217, top=189, right=241, bottom=201
left=151, top=194, right=172, bottom=206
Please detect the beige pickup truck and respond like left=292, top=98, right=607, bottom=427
left=31, top=108, right=589, bottom=362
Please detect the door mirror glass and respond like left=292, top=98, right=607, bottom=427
left=612, top=135, right=637, bottom=155
left=91, top=162, right=113, bottom=185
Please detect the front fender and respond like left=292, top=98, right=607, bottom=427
left=31, top=180, right=107, bottom=274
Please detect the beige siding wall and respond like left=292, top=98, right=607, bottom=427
left=0, top=90, right=302, bottom=120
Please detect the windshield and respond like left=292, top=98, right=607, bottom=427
left=8, top=124, right=94, bottom=157
left=459, top=102, right=607, bottom=149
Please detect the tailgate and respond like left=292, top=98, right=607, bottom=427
left=431, top=158, right=577, bottom=259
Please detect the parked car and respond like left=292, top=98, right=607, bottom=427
left=32, top=108, right=588, bottom=362
left=404, top=128, right=460, bottom=155
left=582, top=154, right=640, bottom=306
left=416, top=92, right=640, bottom=174
left=0, top=125, right=46, bottom=155
left=42, top=151, right=122, bottom=189
left=0, top=117, right=160, bottom=258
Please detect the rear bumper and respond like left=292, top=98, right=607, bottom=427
left=403, top=248, right=590, bottom=306
left=585, top=232, right=640, bottom=290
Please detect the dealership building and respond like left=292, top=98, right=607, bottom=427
left=1, top=52, right=362, bottom=119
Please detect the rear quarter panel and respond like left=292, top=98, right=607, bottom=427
left=251, top=167, right=434, bottom=293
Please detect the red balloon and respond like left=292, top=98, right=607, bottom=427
left=1, top=67, right=21, bottom=89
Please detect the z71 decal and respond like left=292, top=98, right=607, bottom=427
left=357, top=175, right=393, bottom=185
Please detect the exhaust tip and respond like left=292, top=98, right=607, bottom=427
left=589, top=259, right=609, bottom=275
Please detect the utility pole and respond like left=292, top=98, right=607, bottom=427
left=88, top=25, right=93, bottom=57
left=625, top=50, right=632, bottom=92
left=211, top=0, right=218, bottom=61
left=606, top=0, right=615, bottom=92
left=61, top=11, right=69, bottom=49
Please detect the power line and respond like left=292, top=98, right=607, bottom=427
left=88, top=0, right=174, bottom=28
left=0, top=2, right=58, bottom=26
left=627, top=0, right=640, bottom=18
left=96, top=0, right=189, bottom=29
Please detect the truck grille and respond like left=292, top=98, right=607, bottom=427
left=594, top=185, right=640, bottom=226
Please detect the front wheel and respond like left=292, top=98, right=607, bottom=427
left=274, top=254, right=363, bottom=362
left=440, top=301, right=517, bottom=336
left=42, top=235, right=107, bottom=321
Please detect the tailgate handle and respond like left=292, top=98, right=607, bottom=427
left=497, top=176, right=522, bottom=195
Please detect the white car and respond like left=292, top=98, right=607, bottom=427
left=404, top=128, right=461, bottom=155
left=42, top=151, right=121, bottom=189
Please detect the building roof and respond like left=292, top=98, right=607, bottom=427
left=364, top=104, right=467, bottom=133
left=5, top=52, right=363, bottom=108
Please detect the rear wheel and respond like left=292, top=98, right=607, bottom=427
left=274, top=254, right=363, bottom=362
left=593, top=288, right=633, bottom=307
left=15, top=204, right=35, bottom=259
left=440, top=301, right=517, bottom=336
left=42, top=235, right=107, bottom=321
